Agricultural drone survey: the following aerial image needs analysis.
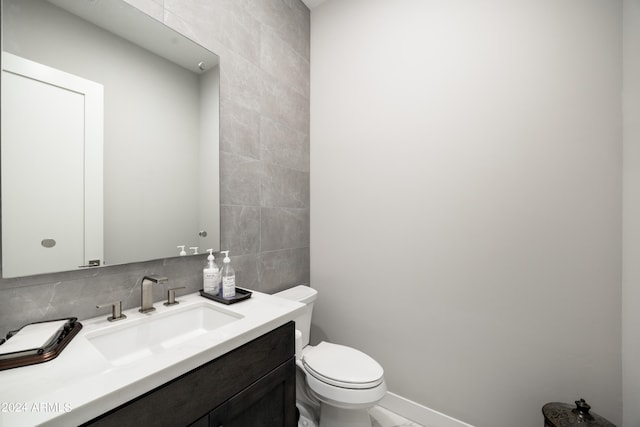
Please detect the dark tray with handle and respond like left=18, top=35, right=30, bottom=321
left=0, top=317, right=82, bottom=371
left=199, top=287, right=252, bottom=305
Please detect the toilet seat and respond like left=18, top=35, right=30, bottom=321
left=302, top=342, right=384, bottom=389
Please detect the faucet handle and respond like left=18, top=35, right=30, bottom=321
left=164, top=287, right=186, bottom=306
left=96, top=301, right=127, bottom=322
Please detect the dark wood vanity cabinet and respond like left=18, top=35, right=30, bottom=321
left=206, top=359, right=295, bottom=427
left=83, top=322, right=297, bottom=427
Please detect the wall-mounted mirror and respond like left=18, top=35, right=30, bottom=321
left=1, top=0, right=220, bottom=278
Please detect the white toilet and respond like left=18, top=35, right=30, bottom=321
left=275, top=285, right=387, bottom=427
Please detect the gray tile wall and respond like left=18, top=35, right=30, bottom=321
left=0, top=0, right=310, bottom=332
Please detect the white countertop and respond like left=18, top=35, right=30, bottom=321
left=0, top=290, right=304, bottom=426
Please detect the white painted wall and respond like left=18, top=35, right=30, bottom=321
left=623, top=1, right=640, bottom=426
left=310, top=1, right=623, bottom=426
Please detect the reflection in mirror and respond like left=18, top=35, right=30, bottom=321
left=1, top=0, right=220, bottom=278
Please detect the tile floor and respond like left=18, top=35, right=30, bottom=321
left=370, top=405, right=424, bottom=427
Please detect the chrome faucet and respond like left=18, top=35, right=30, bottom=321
left=139, top=275, right=168, bottom=313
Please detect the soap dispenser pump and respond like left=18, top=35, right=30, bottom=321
left=220, top=250, right=236, bottom=299
left=203, top=249, right=219, bottom=295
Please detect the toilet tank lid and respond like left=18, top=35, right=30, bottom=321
left=275, top=285, right=317, bottom=304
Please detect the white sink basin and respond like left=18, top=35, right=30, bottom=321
left=86, top=303, right=242, bottom=366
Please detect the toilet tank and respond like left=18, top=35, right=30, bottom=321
left=274, top=285, right=317, bottom=348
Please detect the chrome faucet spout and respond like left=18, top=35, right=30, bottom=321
left=139, top=275, right=168, bottom=313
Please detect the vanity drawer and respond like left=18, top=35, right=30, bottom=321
left=83, top=321, right=295, bottom=427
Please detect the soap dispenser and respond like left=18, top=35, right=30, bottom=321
left=203, top=249, right=219, bottom=295
left=220, top=250, right=236, bottom=299
left=177, top=245, right=187, bottom=256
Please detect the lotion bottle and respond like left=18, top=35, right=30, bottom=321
left=203, top=249, right=219, bottom=295
left=220, top=250, right=236, bottom=299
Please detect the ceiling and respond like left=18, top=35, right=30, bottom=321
left=302, top=0, right=326, bottom=9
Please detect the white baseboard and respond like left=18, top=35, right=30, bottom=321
left=378, top=392, right=475, bottom=427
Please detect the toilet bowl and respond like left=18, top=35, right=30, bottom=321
left=275, top=286, right=387, bottom=427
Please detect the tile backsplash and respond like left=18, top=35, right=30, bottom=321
left=0, top=0, right=310, bottom=332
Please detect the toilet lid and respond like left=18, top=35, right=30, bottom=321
left=302, top=342, right=384, bottom=389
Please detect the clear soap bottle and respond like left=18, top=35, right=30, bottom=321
left=203, top=249, right=219, bottom=295
left=220, top=250, right=236, bottom=299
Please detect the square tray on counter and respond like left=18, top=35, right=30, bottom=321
left=199, top=287, right=252, bottom=305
